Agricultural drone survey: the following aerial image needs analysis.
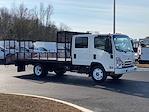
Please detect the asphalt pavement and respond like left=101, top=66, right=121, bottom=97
left=0, top=65, right=149, bottom=112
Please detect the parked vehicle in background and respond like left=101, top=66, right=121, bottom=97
left=132, top=39, right=139, bottom=61
left=34, top=42, right=56, bottom=52
left=138, top=38, right=149, bottom=63
left=34, top=42, right=57, bottom=59
left=0, top=46, right=14, bottom=64
left=34, top=47, right=48, bottom=53
left=33, top=47, right=48, bottom=58
left=0, top=40, right=17, bottom=56
left=0, top=46, right=14, bottom=59
left=15, top=47, right=33, bottom=59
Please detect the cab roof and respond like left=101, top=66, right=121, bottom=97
left=73, top=33, right=128, bottom=38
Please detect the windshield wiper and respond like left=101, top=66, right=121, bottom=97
left=126, top=49, right=134, bottom=52
left=117, top=49, right=127, bottom=53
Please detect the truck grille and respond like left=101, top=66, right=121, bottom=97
left=123, top=60, right=133, bottom=68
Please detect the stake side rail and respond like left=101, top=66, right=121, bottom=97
left=1, top=31, right=90, bottom=66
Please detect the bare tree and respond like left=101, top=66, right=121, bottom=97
left=0, top=3, right=69, bottom=41
left=45, top=4, right=53, bottom=27
left=0, top=8, right=12, bottom=39
left=59, top=23, right=71, bottom=31
left=39, top=3, right=46, bottom=25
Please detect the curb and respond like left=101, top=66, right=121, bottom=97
left=2, top=93, right=93, bottom=112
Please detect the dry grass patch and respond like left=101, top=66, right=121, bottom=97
left=0, top=93, right=83, bottom=112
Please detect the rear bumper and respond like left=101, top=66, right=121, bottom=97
left=115, top=66, right=137, bottom=74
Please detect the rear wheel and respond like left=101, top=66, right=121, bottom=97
left=91, top=66, right=107, bottom=83
left=33, top=64, right=47, bottom=78
left=111, top=74, right=123, bottom=80
left=54, top=68, right=66, bottom=77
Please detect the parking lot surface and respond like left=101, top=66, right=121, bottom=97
left=0, top=65, right=149, bottom=112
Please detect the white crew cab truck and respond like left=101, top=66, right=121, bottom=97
left=3, top=31, right=137, bottom=83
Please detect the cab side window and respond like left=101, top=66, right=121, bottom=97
left=94, top=36, right=107, bottom=50
left=75, top=37, right=88, bottom=48
left=94, top=36, right=112, bottom=53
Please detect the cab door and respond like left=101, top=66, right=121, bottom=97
left=92, top=35, right=114, bottom=71
left=72, top=36, right=91, bottom=65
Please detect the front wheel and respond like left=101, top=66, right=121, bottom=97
left=33, top=64, right=47, bottom=78
left=111, top=74, right=123, bottom=80
left=91, top=66, right=107, bottom=83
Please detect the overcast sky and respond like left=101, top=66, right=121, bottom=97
left=0, top=0, right=149, bottom=39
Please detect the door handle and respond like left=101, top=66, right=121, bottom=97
left=110, top=54, right=113, bottom=59
left=93, top=54, right=96, bottom=59
left=74, top=54, right=76, bottom=59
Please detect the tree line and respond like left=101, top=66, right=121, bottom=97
left=0, top=3, right=69, bottom=41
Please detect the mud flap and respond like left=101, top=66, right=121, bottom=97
left=17, top=65, right=26, bottom=72
left=0, top=59, right=5, bottom=65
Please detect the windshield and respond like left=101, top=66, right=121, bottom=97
left=113, top=35, right=133, bottom=52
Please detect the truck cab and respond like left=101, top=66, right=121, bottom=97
left=72, top=33, right=137, bottom=82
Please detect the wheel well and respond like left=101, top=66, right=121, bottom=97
left=89, top=62, right=105, bottom=76
left=90, top=62, right=104, bottom=69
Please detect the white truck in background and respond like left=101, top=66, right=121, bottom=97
left=2, top=31, right=137, bottom=83
left=34, top=42, right=57, bottom=52
left=138, top=38, right=149, bottom=63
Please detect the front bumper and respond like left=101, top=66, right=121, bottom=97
left=115, top=66, right=137, bottom=74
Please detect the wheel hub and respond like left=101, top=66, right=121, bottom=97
left=93, top=68, right=103, bottom=80
left=35, top=65, right=42, bottom=76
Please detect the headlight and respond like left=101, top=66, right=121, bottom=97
left=116, top=57, right=123, bottom=68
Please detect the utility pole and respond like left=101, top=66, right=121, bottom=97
left=113, top=0, right=116, bottom=34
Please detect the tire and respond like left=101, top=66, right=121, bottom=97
left=33, top=64, right=47, bottom=78
left=54, top=68, right=66, bottom=77
left=90, top=66, right=107, bottom=83
left=111, top=74, right=123, bottom=80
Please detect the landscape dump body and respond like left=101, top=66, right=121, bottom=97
left=2, top=31, right=90, bottom=72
